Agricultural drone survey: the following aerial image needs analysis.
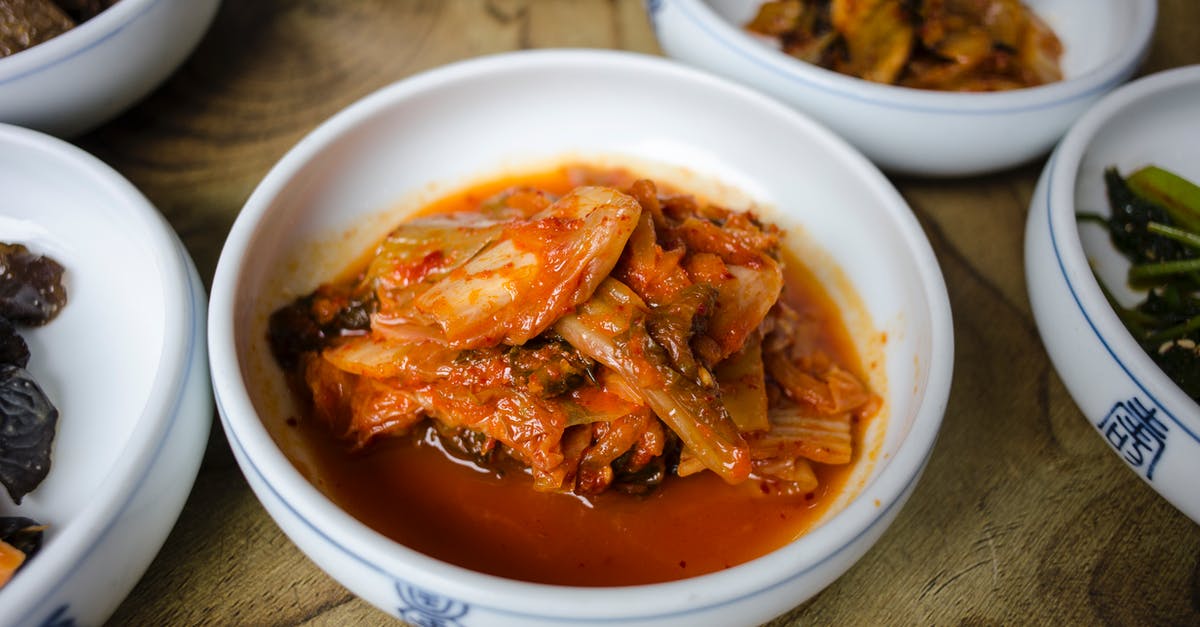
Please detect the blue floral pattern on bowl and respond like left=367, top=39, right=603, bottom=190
left=396, top=581, right=469, bottom=627
left=39, top=604, right=75, bottom=627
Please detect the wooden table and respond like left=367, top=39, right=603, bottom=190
left=88, top=1, right=1200, bottom=624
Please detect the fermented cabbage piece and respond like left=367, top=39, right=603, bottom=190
left=412, top=186, right=641, bottom=347
left=271, top=171, right=879, bottom=499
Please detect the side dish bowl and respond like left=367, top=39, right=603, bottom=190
left=208, top=49, right=953, bottom=625
left=0, top=124, right=211, bottom=625
left=0, top=0, right=221, bottom=137
left=1025, top=65, right=1200, bottom=525
left=649, top=0, right=1157, bottom=177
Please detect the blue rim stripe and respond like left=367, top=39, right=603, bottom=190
left=669, top=0, right=1138, bottom=115
left=13, top=239, right=203, bottom=627
left=220, top=394, right=926, bottom=623
left=1045, top=154, right=1200, bottom=444
left=0, top=0, right=166, bottom=86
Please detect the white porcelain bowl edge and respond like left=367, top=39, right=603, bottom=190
left=1025, top=66, right=1200, bottom=525
left=210, top=49, right=953, bottom=625
left=0, top=0, right=222, bottom=137
left=0, top=124, right=212, bottom=625
left=649, top=0, right=1157, bottom=177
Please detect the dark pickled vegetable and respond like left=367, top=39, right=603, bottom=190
left=53, top=0, right=118, bottom=22
left=0, top=318, right=30, bottom=368
left=0, top=515, right=45, bottom=586
left=504, top=337, right=595, bottom=398
left=268, top=296, right=326, bottom=370
left=0, top=516, right=45, bottom=560
left=610, top=446, right=671, bottom=496
left=268, top=290, right=375, bottom=370
left=0, top=243, right=67, bottom=326
left=0, top=365, right=59, bottom=504
left=0, top=243, right=64, bottom=589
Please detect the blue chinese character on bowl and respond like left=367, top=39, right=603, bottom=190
left=396, top=581, right=469, bottom=627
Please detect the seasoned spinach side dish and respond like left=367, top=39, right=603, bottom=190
left=1081, top=166, right=1200, bottom=402
left=0, top=242, right=67, bottom=588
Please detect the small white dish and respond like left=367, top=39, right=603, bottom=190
left=0, top=123, right=211, bottom=625
left=0, top=0, right=221, bottom=137
left=1025, top=65, right=1200, bottom=524
left=209, top=49, right=954, bottom=625
left=649, top=0, right=1157, bottom=177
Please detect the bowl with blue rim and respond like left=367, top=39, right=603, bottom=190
left=648, top=0, right=1157, bottom=177
left=1026, top=64, right=1200, bottom=525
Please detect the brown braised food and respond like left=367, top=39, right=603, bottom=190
left=1, top=0, right=119, bottom=57
left=746, top=0, right=1063, bottom=91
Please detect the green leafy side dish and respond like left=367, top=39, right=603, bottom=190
left=1079, top=165, right=1200, bottom=403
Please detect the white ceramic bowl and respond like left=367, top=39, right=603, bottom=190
left=1026, top=65, right=1200, bottom=525
left=209, top=49, right=953, bottom=626
left=0, top=124, right=211, bottom=625
left=649, top=0, right=1157, bottom=177
left=0, top=0, right=221, bottom=137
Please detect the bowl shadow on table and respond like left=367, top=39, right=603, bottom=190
left=103, top=431, right=361, bottom=625
left=70, top=0, right=455, bottom=297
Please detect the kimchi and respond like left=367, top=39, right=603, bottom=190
left=746, top=0, right=1063, bottom=91
left=269, top=167, right=879, bottom=499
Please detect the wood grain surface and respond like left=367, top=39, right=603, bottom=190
left=76, top=1, right=1200, bottom=625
